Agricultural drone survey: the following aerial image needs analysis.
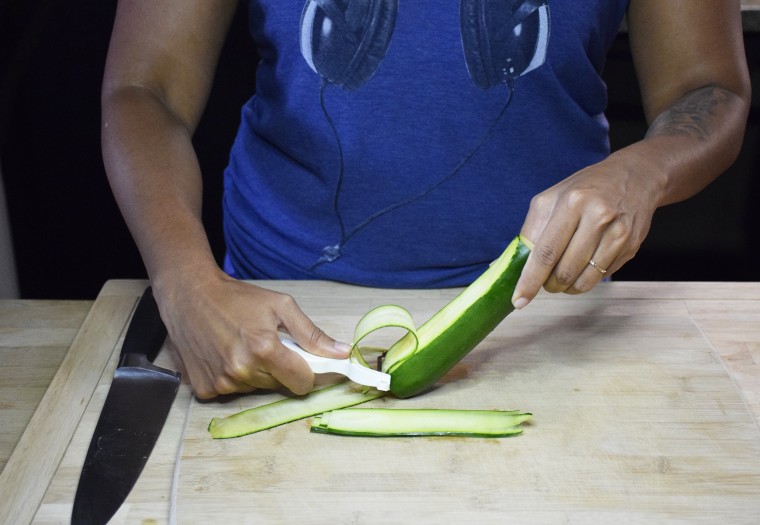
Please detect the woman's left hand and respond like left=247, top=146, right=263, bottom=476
left=511, top=147, right=663, bottom=308
left=511, top=0, right=750, bottom=310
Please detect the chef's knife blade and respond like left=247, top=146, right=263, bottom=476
left=71, top=286, right=180, bottom=525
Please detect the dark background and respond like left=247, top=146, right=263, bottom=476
left=1, top=1, right=758, bottom=300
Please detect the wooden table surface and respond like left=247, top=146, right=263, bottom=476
left=0, top=298, right=92, bottom=472
left=1, top=279, right=759, bottom=524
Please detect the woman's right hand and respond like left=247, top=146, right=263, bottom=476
left=153, top=267, right=351, bottom=399
left=99, top=2, right=352, bottom=399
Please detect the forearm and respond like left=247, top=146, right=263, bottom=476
left=624, top=0, right=750, bottom=208
left=513, top=83, right=749, bottom=305
left=620, top=84, right=749, bottom=208
left=102, top=85, right=220, bottom=293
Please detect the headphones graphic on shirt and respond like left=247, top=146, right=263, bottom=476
left=299, top=0, right=551, bottom=268
left=300, top=0, right=550, bottom=90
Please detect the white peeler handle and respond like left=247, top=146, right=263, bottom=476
left=279, top=336, right=391, bottom=391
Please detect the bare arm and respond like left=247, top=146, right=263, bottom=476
left=102, top=0, right=348, bottom=398
left=512, top=0, right=750, bottom=307
left=102, top=0, right=233, bottom=289
left=627, top=0, right=750, bottom=204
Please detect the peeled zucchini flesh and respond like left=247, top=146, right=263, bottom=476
left=383, top=235, right=532, bottom=398
left=311, top=408, right=532, bottom=437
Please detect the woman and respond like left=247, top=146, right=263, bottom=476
left=100, top=0, right=750, bottom=398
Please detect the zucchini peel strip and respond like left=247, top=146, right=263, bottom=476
left=348, top=303, right=417, bottom=374
left=208, top=382, right=385, bottom=439
left=311, top=408, right=532, bottom=437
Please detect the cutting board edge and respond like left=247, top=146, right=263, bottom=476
left=0, top=280, right=143, bottom=524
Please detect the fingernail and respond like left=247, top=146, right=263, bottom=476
left=512, top=296, right=529, bottom=309
left=333, top=341, right=352, bottom=356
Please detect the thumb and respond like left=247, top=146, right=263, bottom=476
left=278, top=307, right=351, bottom=359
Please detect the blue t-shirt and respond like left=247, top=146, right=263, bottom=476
left=224, top=0, right=629, bottom=287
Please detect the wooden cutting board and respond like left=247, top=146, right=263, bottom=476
left=24, top=280, right=760, bottom=523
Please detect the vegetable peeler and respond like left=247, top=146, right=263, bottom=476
left=280, top=335, right=391, bottom=391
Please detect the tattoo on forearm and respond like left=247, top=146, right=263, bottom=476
left=646, top=86, right=730, bottom=141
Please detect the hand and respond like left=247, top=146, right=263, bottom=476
left=512, top=148, right=664, bottom=308
left=154, top=268, right=351, bottom=399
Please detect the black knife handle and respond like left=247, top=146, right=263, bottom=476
left=121, top=286, right=167, bottom=363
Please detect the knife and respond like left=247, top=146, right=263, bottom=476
left=71, top=286, right=180, bottom=525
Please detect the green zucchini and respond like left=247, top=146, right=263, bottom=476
left=208, top=235, right=532, bottom=439
left=383, top=235, right=531, bottom=398
left=311, top=408, right=532, bottom=437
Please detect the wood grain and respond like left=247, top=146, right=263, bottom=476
left=171, top=283, right=760, bottom=524
left=2, top=280, right=759, bottom=524
left=0, top=281, right=143, bottom=525
left=0, top=300, right=91, bottom=471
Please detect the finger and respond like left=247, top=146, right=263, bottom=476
left=519, top=190, right=554, bottom=246
left=168, top=339, right=227, bottom=400
left=543, top=216, right=607, bottom=293
left=566, top=222, right=632, bottom=294
left=223, top=334, right=317, bottom=395
left=513, top=210, right=580, bottom=308
left=202, top=334, right=314, bottom=395
left=273, top=294, right=351, bottom=359
left=565, top=257, right=611, bottom=295
left=575, top=245, right=628, bottom=289
left=184, top=352, right=261, bottom=399
left=257, top=339, right=316, bottom=395
left=209, top=375, right=261, bottom=397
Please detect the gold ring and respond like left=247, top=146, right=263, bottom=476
left=588, top=259, right=608, bottom=275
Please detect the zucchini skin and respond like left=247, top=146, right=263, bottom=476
left=387, top=238, right=530, bottom=398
